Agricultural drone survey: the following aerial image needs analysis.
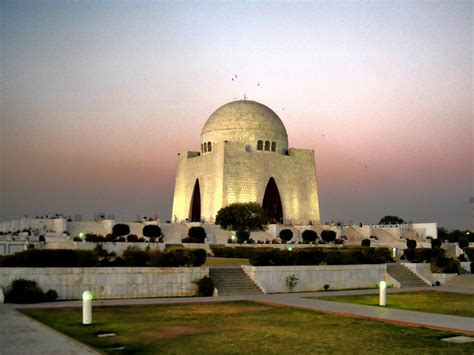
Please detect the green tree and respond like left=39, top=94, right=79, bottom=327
left=321, top=230, right=336, bottom=243
left=279, top=229, right=293, bottom=243
left=112, top=224, right=130, bottom=237
left=431, top=238, right=442, bottom=248
left=236, top=230, right=250, bottom=243
left=215, top=202, right=267, bottom=232
left=143, top=225, right=162, bottom=241
left=302, top=230, right=317, bottom=243
left=406, top=239, right=417, bottom=249
left=378, top=216, right=405, bottom=225
left=188, top=226, right=207, bottom=243
left=458, top=237, right=469, bottom=249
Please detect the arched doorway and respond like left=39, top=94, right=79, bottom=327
left=190, top=179, right=201, bottom=222
left=262, top=177, right=283, bottom=224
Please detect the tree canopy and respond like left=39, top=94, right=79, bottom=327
left=321, top=230, right=337, bottom=243
left=215, top=202, right=267, bottom=232
left=378, top=216, right=405, bottom=225
left=112, top=224, right=130, bottom=237
left=142, top=225, right=162, bottom=240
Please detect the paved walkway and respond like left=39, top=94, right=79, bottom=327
left=1, top=287, right=473, bottom=354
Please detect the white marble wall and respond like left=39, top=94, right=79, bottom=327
left=0, top=267, right=208, bottom=300
left=242, top=264, right=386, bottom=293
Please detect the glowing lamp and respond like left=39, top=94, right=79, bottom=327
left=82, top=290, right=93, bottom=325
left=379, top=281, right=386, bottom=306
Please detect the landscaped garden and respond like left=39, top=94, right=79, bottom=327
left=22, top=301, right=473, bottom=354
left=318, top=291, right=474, bottom=318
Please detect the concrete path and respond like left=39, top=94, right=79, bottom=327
left=1, top=288, right=473, bottom=354
left=0, top=304, right=99, bottom=355
left=252, top=293, right=474, bottom=335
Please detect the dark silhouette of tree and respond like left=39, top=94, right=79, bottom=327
left=302, top=230, right=317, bottom=243
left=321, top=230, right=336, bottom=243
left=112, top=224, right=130, bottom=237
left=378, top=216, right=405, bottom=225
left=143, top=225, right=162, bottom=241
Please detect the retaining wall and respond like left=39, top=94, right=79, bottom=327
left=0, top=267, right=208, bottom=300
left=242, top=264, right=386, bottom=293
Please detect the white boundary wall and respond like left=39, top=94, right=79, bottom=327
left=242, top=264, right=386, bottom=293
left=0, top=267, right=208, bottom=300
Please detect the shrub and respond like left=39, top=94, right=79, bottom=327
left=464, top=248, right=474, bottom=261
left=85, top=233, right=103, bottom=242
left=0, top=249, right=98, bottom=267
left=431, top=239, right=442, bottom=248
left=150, top=248, right=206, bottom=267
left=45, top=289, right=58, bottom=301
left=5, top=279, right=45, bottom=303
left=361, top=239, right=371, bottom=247
left=279, top=229, right=293, bottom=243
left=194, top=276, right=214, bottom=297
left=323, top=284, right=330, bottom=291
left=285, top=274, right=298, bottom=291
left=122, top=247, right=150, bottom=266
left=302, top=230, right=317, bottom=243
left=127, top=234, right=140, bottom=243
left=406, top=239, right=417, bottom=249
left=210, top=246, right=257, bottom=259
left=402, top=248, right=445, bottom=263
left=431, top=257, right=461, bottom=274
left=188, top=226, right=206, bottom=243
left=236, top=230, right=250, bottom=244
left=321, top=230, right=336, bottom=243
left=143, top=225, right=162, bottom=241
left=73, top=236, right=82, bottom=242
left=458, top=237, right=469, bottom=249
left=112, top=224, right=130, bottom=237
left=249, top=247, right=392, bottom=266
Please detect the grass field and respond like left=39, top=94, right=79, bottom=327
left=23, top=301, right=473, bottom=354
left=318, top=291, right=474, bottom=318
left=204, top=257, right=250, bottom=266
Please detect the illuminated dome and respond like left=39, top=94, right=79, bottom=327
left=201, top=100, right=288, bottom=152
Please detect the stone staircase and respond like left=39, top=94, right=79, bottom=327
left=209, top=267, right=262, bottom=296
left=387, top=263, right=429, bottom=287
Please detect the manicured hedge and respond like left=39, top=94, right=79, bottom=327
left=431, top=257, right=461, bottom=274
left=0, top=249, right=98, bottom=267
left=403, top=248, right=445, bottom=263
left=210, top=246, right=258, bottom=259
left=464, top=248, right=474, bottom=261
left=0, top=248, right=207, bottom=267
left=249, top=247, right=392, bottom=266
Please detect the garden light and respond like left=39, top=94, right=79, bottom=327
left=379, top=281, right=386, bottom=306
left=82, top=290, right=93, bottom=325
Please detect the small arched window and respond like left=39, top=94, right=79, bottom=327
left=207, top=142, right=212, bottom=152
left=201, top=144, right=204, bottom=153
left=203, top=143, right=207, bottom=153
left=257, top=140, right=263, bottom=150
left=264, top=141, right=270, bottom=151
left=271, top=142, right=276, bottom=152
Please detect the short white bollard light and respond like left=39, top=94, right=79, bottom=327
left=82, top=290, right=93, bottom=325
left=379, top=281, right=387, bottom=306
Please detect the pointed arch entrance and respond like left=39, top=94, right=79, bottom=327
left=262, top=177, right=283, bottom=224
left=189, top=179, right=201, bottom=222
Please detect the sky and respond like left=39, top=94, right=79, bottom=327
left=1, top=1, right=472, bottom=230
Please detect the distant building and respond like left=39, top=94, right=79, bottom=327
left=171, top=100, right=321, bottom=224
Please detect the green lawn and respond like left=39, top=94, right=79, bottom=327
left=319, top=291, right=474, bottom=318
left=205, top=257, right=250, bottom=266
left=22, top=302, right=473, bottom=354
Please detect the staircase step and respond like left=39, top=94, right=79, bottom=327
left=387, top=263, right=429, bottom=288
left=209, top=267, right=262, bottom=295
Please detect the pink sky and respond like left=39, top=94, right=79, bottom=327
left=1, top=1, right=472, bottom=229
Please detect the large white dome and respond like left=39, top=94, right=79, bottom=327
left=201, top=100, right=288, bottom=152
